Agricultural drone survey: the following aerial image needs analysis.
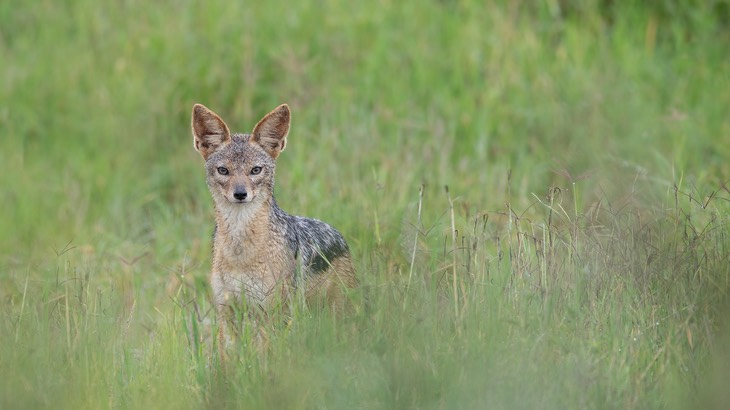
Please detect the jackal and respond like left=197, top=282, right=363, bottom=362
left=191, top=103, right=357, bottom=361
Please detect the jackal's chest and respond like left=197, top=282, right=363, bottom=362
left=211, top=238, right=297, bottom=307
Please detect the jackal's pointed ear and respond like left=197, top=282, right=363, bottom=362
left=251, top=104, right=290, bottom=159
left=192, top=104, right=231, bottom=160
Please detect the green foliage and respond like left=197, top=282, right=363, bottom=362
left=1, top=0, right=729, bottom=408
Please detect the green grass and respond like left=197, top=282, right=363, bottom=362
left=2, top=0, right=730, bottom=408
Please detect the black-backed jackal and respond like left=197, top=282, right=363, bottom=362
left=192, top=103, right=357, bottom=363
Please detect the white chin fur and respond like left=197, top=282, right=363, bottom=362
left=216, top=195, right=264, bottom=226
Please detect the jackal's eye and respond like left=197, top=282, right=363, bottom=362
left=217, top=166, right=229, bottom=176
left=250, top=166, right=262, bottom=175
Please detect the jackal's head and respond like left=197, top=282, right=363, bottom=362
left=191, top=103, right=290, bottom=207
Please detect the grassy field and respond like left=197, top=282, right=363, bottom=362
left=2, top=0, right=730, bottom=408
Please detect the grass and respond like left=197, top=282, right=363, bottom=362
left=2, top=0, right=730, bottom=408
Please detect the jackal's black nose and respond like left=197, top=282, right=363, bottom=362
left=233, top=190, right=247, bottom=201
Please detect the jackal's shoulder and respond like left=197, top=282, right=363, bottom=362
left=271, top=205, right=350, bottom=275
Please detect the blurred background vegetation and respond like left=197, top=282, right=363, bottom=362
left=1, top=0, right=729, bottom=408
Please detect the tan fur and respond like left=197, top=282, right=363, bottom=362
left=191, top=103, right=357, bottom=366
left=211, top=200, right=295, bottom=307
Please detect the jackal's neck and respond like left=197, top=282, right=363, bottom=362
left=214, top=196, right=272, bottom=239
